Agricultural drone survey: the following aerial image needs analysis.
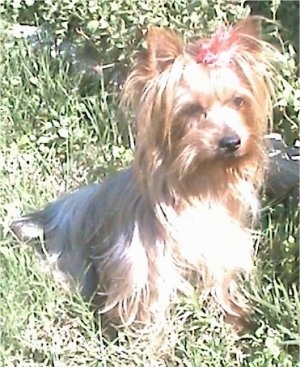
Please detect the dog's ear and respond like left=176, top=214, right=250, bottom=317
left=232, top=16, right=262, bottom=40
left=121, top=28, right=183, bottom=113
left=143, top=27, right=183, bottom=73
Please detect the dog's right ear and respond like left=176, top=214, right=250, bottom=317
left=141, top=27, right=183, bottom=74
left=121, top=28, right=183, bottom=113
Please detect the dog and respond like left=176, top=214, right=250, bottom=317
left=12, top=16, right=279, bottom=336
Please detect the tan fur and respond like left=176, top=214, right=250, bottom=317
left=12, top=16, right=280, bottom=336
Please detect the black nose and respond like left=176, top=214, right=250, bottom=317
left=219, top=134, right=241, bottom=153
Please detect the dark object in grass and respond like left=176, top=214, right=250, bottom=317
left=266, top=133, right=299, bottom=205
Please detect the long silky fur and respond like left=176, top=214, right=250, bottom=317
left=12, top=16, right=280, bottom=335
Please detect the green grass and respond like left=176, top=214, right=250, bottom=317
left=0, top=1, right=299, bottom=366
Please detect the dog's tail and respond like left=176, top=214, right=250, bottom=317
left=11, top=183, right=101, bottom=241
left=10, top=196, right=69, bottom=244
left=10, top=214, right=44, bottom=242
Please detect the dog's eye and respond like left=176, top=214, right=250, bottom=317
left=232, top=96, right=244, bottom=108
left=186, top=103, right=205, bottom=116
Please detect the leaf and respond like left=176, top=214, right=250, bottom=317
left=270, top=0, right=281, bottom=16
left=29, top=77, right=39, bottom=86
left=57, top=128, right=68, bottom=139
left=86, top=20, right=99, bottom=33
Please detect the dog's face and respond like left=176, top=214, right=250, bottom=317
left=170, top=63, right=259, bottom=173
left=123, top=16, right=276, bottom=187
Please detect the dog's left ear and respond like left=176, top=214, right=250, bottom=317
left=232, top=16, right=262, bottom=40
left=143, top=27, right=183, bottom=73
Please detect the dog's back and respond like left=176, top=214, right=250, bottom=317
left=12, top=168, right=138, bottom=301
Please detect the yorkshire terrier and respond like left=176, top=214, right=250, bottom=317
left=12, top=16, right=279, bottom=335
